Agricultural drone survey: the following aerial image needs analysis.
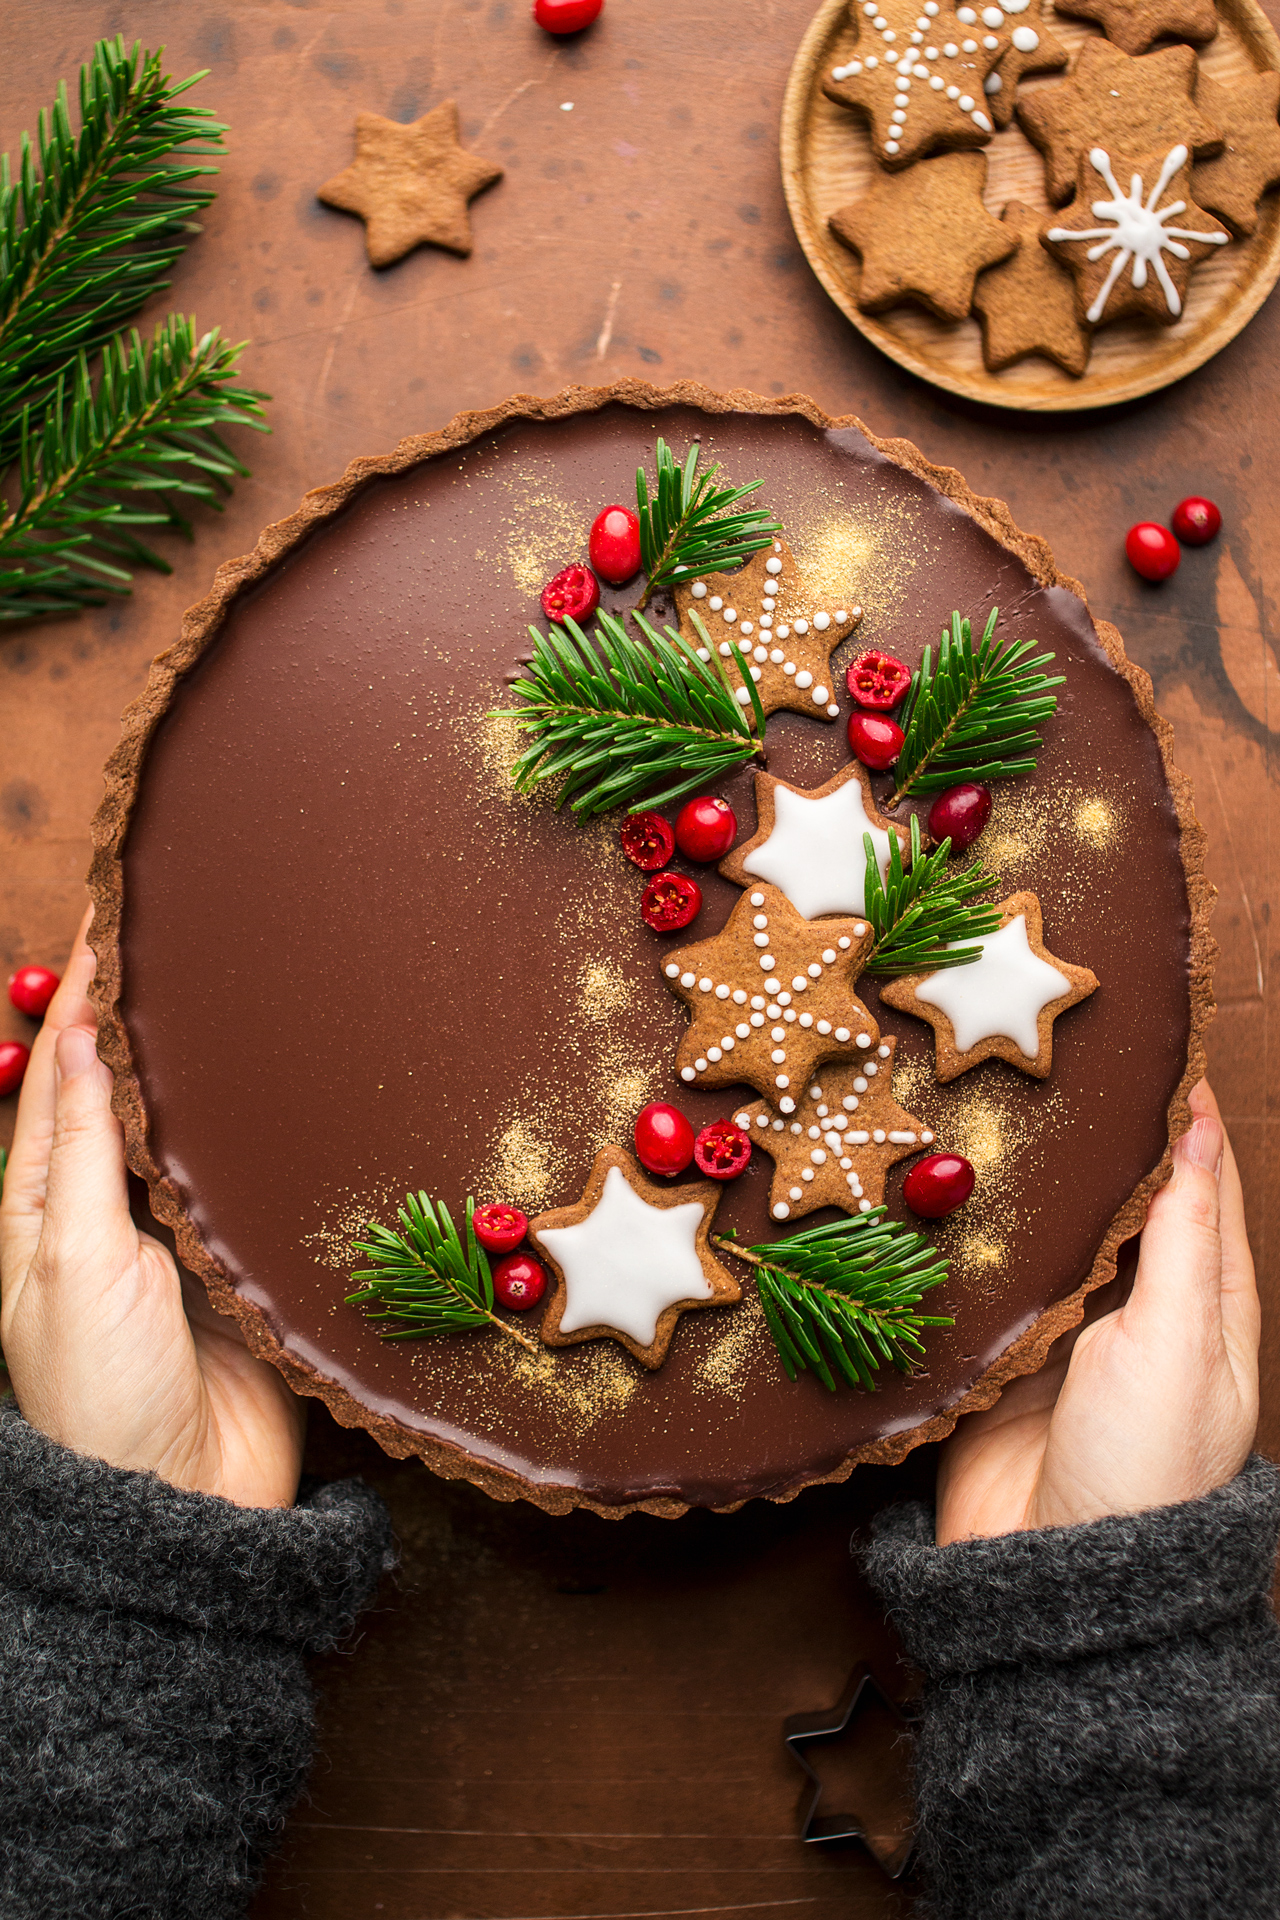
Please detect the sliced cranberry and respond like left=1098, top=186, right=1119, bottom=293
left=473, top=1202, right=528, bottom=1254
left=620, top=811, right=675, bottom=871
left=493, top=1252, right=547, bottom=1310
left=634, top=1102, right=696, bottom=1176
left=673, top=795, right=736, bottom=862
left=541, top=562, right=600, bottom=623
left=693, top=1119, right=752, bottom=1180
left=641, top=871, right=702, bottom=932
left=847, top=710, right=904, bottom=770
left=846, top=648, right=912, bottom=710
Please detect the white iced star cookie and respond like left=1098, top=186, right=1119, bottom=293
left=879, top=890, right=1098, bottom=1079
left=720, top=765, right=909, bottom=921
left=531, top=1148, right=740, bottom=1369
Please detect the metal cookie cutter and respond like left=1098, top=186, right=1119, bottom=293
left=783, top=1660, right=917, bottom=1878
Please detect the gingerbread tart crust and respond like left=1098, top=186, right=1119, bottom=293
left=86, top=379, right=1215, bottom=1519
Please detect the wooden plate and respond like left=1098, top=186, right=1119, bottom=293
left=781, top=0, right=1280, bottom=409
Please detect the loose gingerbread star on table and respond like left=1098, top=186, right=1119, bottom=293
left=1043, top=143, right=1229, bottom=328
left=1193, top=72, right=1280, bottom=238
left=661, top=884, right=879, bottom=1106
left=674, top=539, right=862, bottom=724
left=823, top=0, right=1009, bottom=169
left=731, top=1038, right=936, bottom=1224
left=830, top=152, right=1018, bottom=321
left=983, top=13, right=1069, bottom=130
left=879, top=891, right=1098, bottom=1080
left=318, top=101, right=502, bottom=267
left=719, top=765, right=908, bottom=922
left=972, top=202, right=1092, bottom=374
left=1053, top=0, right=1216, bottom=55
left=1016, top=40, right=1223, bottom=205
left=531, top=1147, right=739, bottom=1369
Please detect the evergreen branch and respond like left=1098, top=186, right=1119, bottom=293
left=887, top=609, right=1064, bottom=806
left=715, top=1210, right=951, bottom=1392
left=861, top=815, right=1003, bottom=977
left=500, top=607, right=766, bottom=816
left=0, top=315, right=269, bottom=621
left=0, top=37, right=226, bottom=462
left=345, top=1192, right=538, bottom=1351
left=634, top=436, right=781, bottom=609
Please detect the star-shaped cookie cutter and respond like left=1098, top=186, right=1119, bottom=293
left=783, top=1661, right=917, bottom=1878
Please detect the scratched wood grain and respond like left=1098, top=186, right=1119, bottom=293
left=1, top=3, right=1277, bottom=1916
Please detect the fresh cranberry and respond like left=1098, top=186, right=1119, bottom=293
left=903, top=1153, right=975, bottom=1219
left=1125, top=522, right=1180, bottom=581
left=634, top=1102, right=696, bottom=1176
left=846, top=648, right=912, bottom=710
left=693, top=1118, right=752, bottom=1180
left=640, top=871, right=702, bottom=932
left=473, top=1202, right=528, bottom=1254
left=847, top=710, right=904, bottom=770
left=493, top=1252, right=547, bottom=1310
left=8, top=965, right=60, bottom=1019
left=1171, top=496, right=1221, bottom=546
left=620, top=811, right=675, bottom=871
left=927, top=783, right=992, bottom=853
left=533, top=0, right=603, bottom=32
left=588, top=505, right=641, bottom=585
left=541, top=562, right=600, bottom=624
left=673, top=795, right=736, bottom=862
left=0, top=1039, right=31, bottom=1098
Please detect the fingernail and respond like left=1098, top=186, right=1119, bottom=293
left=1177, top=1115, right=1222, bottom=1173
left=57, top=1026, right=99, bottom=1079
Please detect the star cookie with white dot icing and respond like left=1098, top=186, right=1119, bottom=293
left=532, top=1147, right=739, bottom=1369
left=879, top=891, right=1098, bottom=1080
left=823, top=0, right=1010, bottom=169
left=1052, top=0, right=1216, bottom=57
left=983, top=11, right=1069, bottom=131
left=673, top=539, right=862, bottom=724
left=720, top=765, right=909, bottom=922
left=830, top=152, right=1018, bottom=321
left=732, top=1038, right=935, bottom=1224
left=661, top=884, right=879, bottom=1108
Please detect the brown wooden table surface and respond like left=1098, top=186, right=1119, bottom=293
left=3, top=4, right=1278, bottom=1914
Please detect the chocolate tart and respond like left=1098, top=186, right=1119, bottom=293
left=87, top=381, right=1213, bottom=1518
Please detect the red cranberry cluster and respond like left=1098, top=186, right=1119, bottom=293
left=1, top=963, right=62, bottom=1099
left=1125, top=496, right=1221, bottom=582
left=471, top=1203, right=547, bottom=1310
left=633, top=1102, right=752, bottom=1182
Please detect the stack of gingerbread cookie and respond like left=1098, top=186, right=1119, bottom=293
left=822, top=0, right=1280, bottom=375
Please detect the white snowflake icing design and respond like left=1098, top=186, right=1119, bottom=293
left=1046, top=144, right=1228, bottom=324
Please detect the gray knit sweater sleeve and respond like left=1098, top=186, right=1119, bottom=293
left=865, top=1455, right=1280, bottom=1919
left=0, top=1399, right=395, bottom=1920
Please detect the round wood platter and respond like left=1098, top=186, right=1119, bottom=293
left=781, top=0, right=1280, bottom=409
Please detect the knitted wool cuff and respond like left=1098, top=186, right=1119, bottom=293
left=0, top=1398, right=395, bottom=1649
left=865, top=1454, right=1280, bottom=1675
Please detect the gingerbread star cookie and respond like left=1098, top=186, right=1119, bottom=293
left=1044, top=143, right=1229, bottom=327
left=824, top=0, right=1009, bottom=168
left=719, top=765, right=909, bottom=922
left=318, top=101, right=502, bottom=267
left=531, top=1147, right=739, bottom=1370
left=1016, top=40, right=1223, bottom=205
left=1192, top=72, right=1280, bottom=238
left=732, top=1039, right=935, bottom=1224
left=830, top=152, right=1018, bottom=321
left=674, top=540, right=861, bottom=723
left=661, top=885, right=879, bottom=1107
left=1052, top=0, right=1217, bottom=56
left=879, top=891, right=1098, bottom=1080
left=972, top=202, right=1092, bottom=374
left=983, top=13, right=1069, bottom=130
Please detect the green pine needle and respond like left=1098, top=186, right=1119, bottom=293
left=635, top=436, right=781, bottom=608
left=0, top=37, right=227, bottom=465
left=500, top=606, right=766, bottom=816
left=0, top=315, right=269, bottom=620
left=346, top=1192, right=538, bottom=1351
left=861, top=814, right=1003, bottom=977
left=888, top=608, right=1063, bottom=805
left=716, top=1210, right=952, bottom=1392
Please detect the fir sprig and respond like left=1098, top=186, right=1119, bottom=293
left=634, top=436, right=781, bottom=609
left=716, top=1210, right=951, bottom=1392
left=346, top=1193, right=538, bottom=1351
left=887, top=609, right=1063, bottom=806
left=861, top=814, right=1002, bottom=977
left=0, top=317, right=268, bottom=620
left=503, top=606, right=766, bottom=815
left=0, top=38, right=226, bottom=463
